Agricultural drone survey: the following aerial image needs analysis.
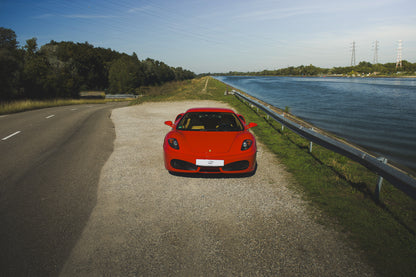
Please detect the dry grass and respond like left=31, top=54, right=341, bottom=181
left=0, top=99, right=107, bottom=115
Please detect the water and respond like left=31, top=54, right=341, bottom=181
left=216, top=76, right=416, bottom=172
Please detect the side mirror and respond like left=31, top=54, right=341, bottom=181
left=246, top=122, right=257, bottom=129
left=164, top=120, right=174, bottom=127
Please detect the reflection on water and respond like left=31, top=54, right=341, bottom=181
left=217, top=76, right=416, bottom=171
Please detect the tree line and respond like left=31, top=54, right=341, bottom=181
left=208, top=61, right=416, bottom=77
left=0, top=27, right=195, bottom=101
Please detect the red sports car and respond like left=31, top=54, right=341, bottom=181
left=163, top=107, right=257, bottom=174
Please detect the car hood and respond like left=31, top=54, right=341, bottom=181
left=181, top=131, right=239, bottom=154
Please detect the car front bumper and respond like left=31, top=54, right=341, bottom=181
left=164, top=149, right=257, bottom=174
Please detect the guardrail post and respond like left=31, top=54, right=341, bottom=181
left=375, top=157, right=388, bottom=200
left=281, top=114, right=285, bottom=131
left=309, top=128, right=314, bottom=153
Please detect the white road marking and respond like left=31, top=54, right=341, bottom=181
left=46, top=114, right=55, bottom=119
left=71, top=108, right=77, bottom=111
left=0, top=115, right=7, bottom=118
left=2, top=131, right=21, bottom=141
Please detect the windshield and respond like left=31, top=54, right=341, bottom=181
left=176, top=112, right=244, bottom=131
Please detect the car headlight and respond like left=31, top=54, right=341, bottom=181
left=168, top=138, right=179, bottom=150
left=241, top=139, right=253, bottom=151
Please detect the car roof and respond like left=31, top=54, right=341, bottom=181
left=185, top=107, right=235, bottom=113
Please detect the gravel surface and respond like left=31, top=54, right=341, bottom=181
left=60, top=101, right=376, bottom=276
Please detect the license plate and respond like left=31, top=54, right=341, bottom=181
left=196, top=159, right=224, bottom=167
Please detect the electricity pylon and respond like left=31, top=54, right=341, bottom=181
left=351, top=41, right=356, bottom=66
left=373, top=40, right=379, bottom=64
left=396, top=40, right=403, bottom=69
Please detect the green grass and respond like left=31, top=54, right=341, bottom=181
left=130, top=78, right=215, bottom=104
left=133, top=76, right=416, bottom=277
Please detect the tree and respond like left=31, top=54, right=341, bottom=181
left=142, top=58, right=160, bottom=85
left=108, top=55, right=141, bottom=94
left=22, top=38, right=51, bottom=99
left=174, top=67, right=196, bottom=80
left=401, top=60, right=415, bottom=72
left=0, top=27, right=18, bottom=50
left=356, top=61, right=373, bottom=74
left=24, top=38, right=38, bottom=56
left=0, top=27, right=21, bottom=100
left=156, top=61, right=175, bottom=83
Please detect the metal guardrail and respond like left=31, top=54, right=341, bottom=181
left=105, top=94, right=138, bottom=99
left=234, top=91, right=416, bottom=200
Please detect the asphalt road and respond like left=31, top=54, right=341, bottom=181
left=0, top=102, right=125, bottom=276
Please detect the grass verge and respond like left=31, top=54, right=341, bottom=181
left=0, top=98, right=127, bottom=115
left=132, top=76, right=416, bottom=277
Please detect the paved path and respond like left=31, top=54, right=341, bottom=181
left=61, top=101, right=376, bottom=276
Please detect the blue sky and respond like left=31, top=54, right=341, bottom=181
left=1, top=0, right=415, bottom=73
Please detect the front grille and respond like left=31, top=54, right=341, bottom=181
left=199, top=167, right=221, bottom=173
left=171, top=159, right=250, bottom=173
left=171, top=159, right=198, bottom=171
left=223, top=161, right=249, bottom=171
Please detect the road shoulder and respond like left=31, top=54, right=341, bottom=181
left=60, top=101, right=376, bottom=276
